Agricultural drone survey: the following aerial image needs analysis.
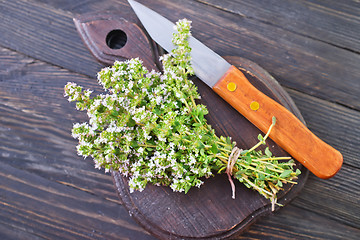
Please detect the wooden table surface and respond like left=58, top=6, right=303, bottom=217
left=0, top=0, right=359, bottom=239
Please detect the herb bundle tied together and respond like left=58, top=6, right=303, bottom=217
left=65, top=19, right=300, bottom=210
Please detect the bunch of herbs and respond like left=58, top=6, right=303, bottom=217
left=64, top=19, right=300, bottom=209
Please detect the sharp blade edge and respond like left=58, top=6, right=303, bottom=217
left=128, top=0, right=231, bottom=87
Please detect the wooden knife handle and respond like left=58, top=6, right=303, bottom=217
left=213, top=66, right=343, bottom=179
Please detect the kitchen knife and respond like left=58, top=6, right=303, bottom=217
left=127, top=0, right=342, bottom=179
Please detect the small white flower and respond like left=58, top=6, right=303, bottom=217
left=158, top=136, right=166, bottom=142
left=189, top=155, right=196, bottom=165
left=196, top=180, right=203, bottom=188
left=138, top=147, right=144, bottom=154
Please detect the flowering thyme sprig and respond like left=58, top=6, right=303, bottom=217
left=65, top=19, right=300, bottom=210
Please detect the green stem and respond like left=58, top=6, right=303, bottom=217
left=190, top=95, right=197, bottom=108
left=247, top=141, right=263, bottom=153
left=236, top=162, right=298, bottom=184
left=252, top=157, right=292, bottom=161
left=241, top=175, right=273, bottom=197
left=247, top=118, right=276, bottom=153
left=138, top=144, right=157, bottom=148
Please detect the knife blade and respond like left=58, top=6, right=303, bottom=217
left=127, top=0, right=343, bottom=179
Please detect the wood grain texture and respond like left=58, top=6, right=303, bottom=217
left=0, top=163, right=156, bottom=240
left=198, top=0, right=360, bottom=53
left=239, top=203, right=360, bottom=240
left=74, top=12, right=160, bottom=70
left=0, top=0, right=359, bottom=110
left=0, top=48, right=117, bottom=201
left=0, top=45, right=343, bottom=239
left=1, top=45, right=358, bottom=238
left=0, top=0, right=104, bottom=75
left=0, top=0, right=359, bottom=238
left=294, top=167, right=360, bottom=228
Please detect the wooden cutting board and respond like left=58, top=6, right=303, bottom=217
left=74, top=11, right=309, bottom=239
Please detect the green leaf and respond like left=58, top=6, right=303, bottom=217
left=279, top=169, right=292, bottom=178
left=211, top=143, right=218, bottom=154
left=241, top=150, right=249, bottom=155
left=196, top=141, right=205, bottom=149
left=243, top=155, right=252, bottom=165
left=257, top=134, right=264, bottom=142
left=153, top=108, right=162, bottom=115
left=131, top=140, right=138, bottom=148
left=295, top=169, right=301, bottom=175
left=97, top=105, right=106, bottom=113
left=235, top=171, right=245, bottom=179
left=272, top=116, right=276, bottom=125
left=127, top=117, right=136, bottom=127
left=110, top=110, right=119, bottom=117
left=258, top=173, right=265, bottom=181
left=265, top=147, right=272, bottom=157
left=174, top=121, right=180, bottom=127
left=184, top=184, right=191, bottom=194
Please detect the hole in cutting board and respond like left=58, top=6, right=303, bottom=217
left=106, top=29, right=127, bottom=49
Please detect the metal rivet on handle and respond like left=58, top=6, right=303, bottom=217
left=227, top=82, right=237, bottom=92
left=250, top=101, right=260, bottom=111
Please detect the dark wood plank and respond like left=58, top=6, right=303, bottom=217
left=33, top=0, right=122, bottom=14
left=0, top=0, right=359, bottom=110
left=0, top=0, right=104, bottom=75
left=198, top=0, right=360, bottom=53
left=0, top=163, right=156, bottom=240
left=293, top=167, right=360, bottom=228
left=0, top=223, right=45, bottom=240
left=32, top=0, right=97, bottom=11
left=239, top=203, right=360, bottom=240
left=0, top=48, right=117, bottom=202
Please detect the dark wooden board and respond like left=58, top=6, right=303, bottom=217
left=97, top=31, right=308, bottom=236
left=73, top=12, right=161, bottom=71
